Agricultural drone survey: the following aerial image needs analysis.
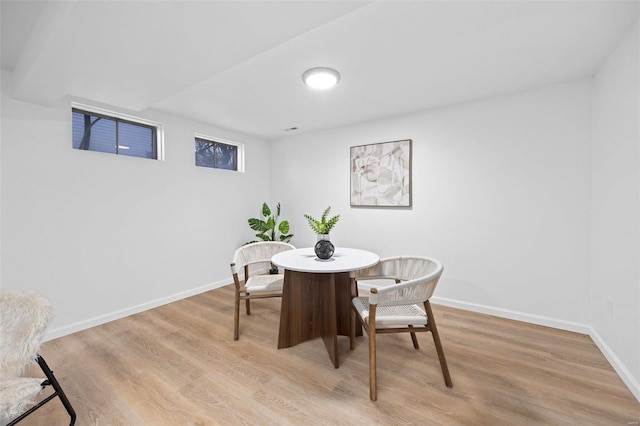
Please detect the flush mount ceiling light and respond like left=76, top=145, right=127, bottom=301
left=302, top=67, right=340, bottom=90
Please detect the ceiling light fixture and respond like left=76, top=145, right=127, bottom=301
left=302, top=67, right=340, bottom=90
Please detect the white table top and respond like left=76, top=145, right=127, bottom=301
left=271, top=247, right=379, bottom=273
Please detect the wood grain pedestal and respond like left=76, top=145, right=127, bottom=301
left=277, top=269, right=362, bottom=368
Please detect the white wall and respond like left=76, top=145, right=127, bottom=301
left=591, top=21, right=640, bottom=399
left=0, top=80, right=272, bottom=338
left=271, top=79, right=593, bottom=332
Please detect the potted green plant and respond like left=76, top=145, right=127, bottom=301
left=248, top=202, right=293, bottom=273
left=248, top=202, right=293, bottom=243
left=304, top=206, right=340, bottom=260
left=304, top=206, right=340, bottom=240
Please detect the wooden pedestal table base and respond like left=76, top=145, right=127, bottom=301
left=277, top=270, right=361, bottom=368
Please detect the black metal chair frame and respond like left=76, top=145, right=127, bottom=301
left=7, top=354, right=76, bottom=426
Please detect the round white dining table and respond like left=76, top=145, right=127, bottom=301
left=271, top=247, right=379, bottom=273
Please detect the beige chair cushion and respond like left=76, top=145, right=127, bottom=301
left=245, top=274, right=285, bottom=293
left=353, top=296, right=428, bottom=327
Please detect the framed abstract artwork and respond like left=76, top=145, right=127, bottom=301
left=350, top=139, right=412, bottom=207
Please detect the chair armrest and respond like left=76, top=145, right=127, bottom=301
left=353, top=275, right=396, bottom=282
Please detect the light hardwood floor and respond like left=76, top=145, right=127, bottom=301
left=20, top=284, right=640, bottom=425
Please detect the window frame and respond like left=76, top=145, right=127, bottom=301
left=71, top=102, right=165, bottom=161
left=194, top=133, right=245, bottom=173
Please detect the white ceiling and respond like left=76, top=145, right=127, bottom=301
left=1, top=0, right=638, bottom=140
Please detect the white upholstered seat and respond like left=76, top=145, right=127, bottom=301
left=350, top=256, right=453, bottom=400
left=352, top=297, right=428, bottom=326
left=230, top=241, right=295, bottom=340
left=244, top=274, right=284, bottom=294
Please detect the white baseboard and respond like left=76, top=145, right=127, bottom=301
left=44, top=278, right=231, bottom=341
left=431, top=296, right=591, bottom=334
left=589, top=328, right=640, bottom=403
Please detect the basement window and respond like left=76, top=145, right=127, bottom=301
left=194, top=134, right=244, bottom=172
left=71, top=104, right=164, bottom=160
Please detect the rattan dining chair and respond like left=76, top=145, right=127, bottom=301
left=230, top=241, right=295, bottom=340
left=349, top=256, right=453, bottom=400
left=0, top=290, right=76, bottom=425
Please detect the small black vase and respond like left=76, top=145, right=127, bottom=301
left=314, top=239, right=335, bottom=260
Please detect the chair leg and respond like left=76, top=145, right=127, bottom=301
left=408, top=325, right=420, bottom=349
left=350, top=306, right=356, bottom=350
left=349, top=278, right=358, bottom=351
left=234, top=290, right=240, bottom=340
left=37, top=355, right=76, bottom=425
left=243, top=267, right=251, bottom=316
left=368, top=322, right=377, bottom=401
left=424, top=301, right=453, bottom=388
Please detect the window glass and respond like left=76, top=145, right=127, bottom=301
left=195, top=139, right=214, bottom=168
left=119, top=121, right=155, bottom=159
left=214, top=143, right=237, bottom=170
left=195, top=137, right=238, bottom=171
left=72, top=111, right=116, bottom=154
left=72, top=108, right=158, bottom=160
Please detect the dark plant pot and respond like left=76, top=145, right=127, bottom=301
left=269, top=268, right=279, bottom=275
left=314, top=239, right=335, bottom=260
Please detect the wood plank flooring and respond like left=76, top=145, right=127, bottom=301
left=19, top=284, right=640, bottom=425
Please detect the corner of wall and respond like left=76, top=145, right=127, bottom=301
left=590, top=327, right=640, bottom=402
